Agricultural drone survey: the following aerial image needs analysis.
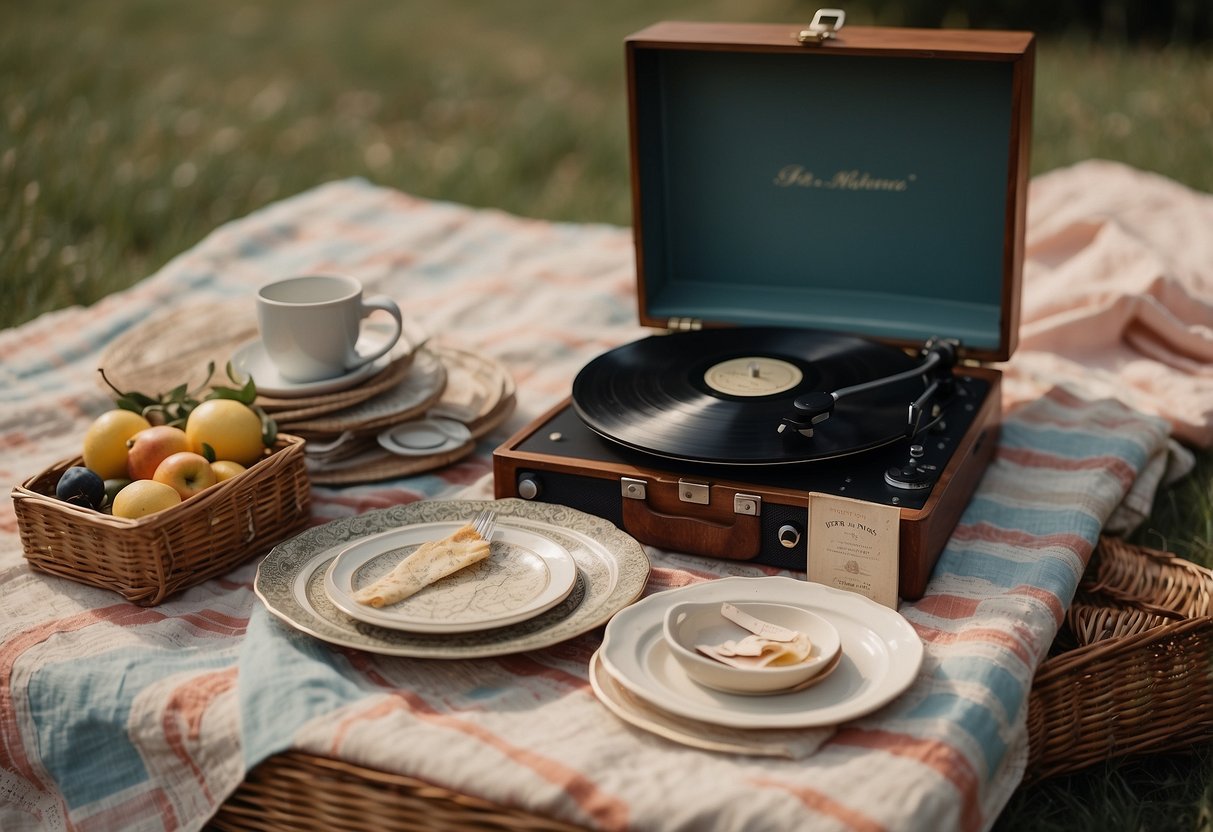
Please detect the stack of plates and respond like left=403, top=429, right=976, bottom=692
left=255, top=499, right=650, bottom=658
left=591, top=576, right=923, bottom=756
left=229, top=323, right=517, bottom=485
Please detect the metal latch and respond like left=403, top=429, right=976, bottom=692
left=678, top=479, right=710, bottom=504
left=734, top=494, right=762, bottom=516
left=621, top=477, right=647, bottom=500
left=798, top=8, right=846, bottom=43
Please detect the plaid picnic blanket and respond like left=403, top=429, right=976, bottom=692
left=0, top=164, right=1202, bottom=831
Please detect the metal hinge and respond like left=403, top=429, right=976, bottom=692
left=666, top=317, right=703, bottom=332
left=797, top=8, right=846, bottom=44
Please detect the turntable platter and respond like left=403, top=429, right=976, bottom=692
left=571, top=327, right=926, bottom=465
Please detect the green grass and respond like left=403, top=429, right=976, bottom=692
left=3, top=2, right=1212, bottom=829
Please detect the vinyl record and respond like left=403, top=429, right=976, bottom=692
left=571, top=327, right=923, bottom=465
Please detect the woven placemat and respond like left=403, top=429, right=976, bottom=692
left=427, top=345, right=515, bottom=424
left=97, top=300, right=257, bottom=395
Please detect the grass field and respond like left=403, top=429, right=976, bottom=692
left=4, top=2, right=1212, bottom=829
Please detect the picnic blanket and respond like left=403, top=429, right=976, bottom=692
left=1, top=160, right=1209, bottom=831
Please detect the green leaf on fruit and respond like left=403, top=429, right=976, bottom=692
left=115, top=396, right=144, bottom=414
left=97, top=361, right=277, bottom=453
left=200, top=443, right=217, bottom=463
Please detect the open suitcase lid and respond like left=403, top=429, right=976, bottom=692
left=626, top=20, right=1035, bottom=363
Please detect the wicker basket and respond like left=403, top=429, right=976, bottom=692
left=1024, top=537, right=1213, bottom=783
left=212, top=751, right=582, bottom=832
left=12, top=434, right=311, bottom=606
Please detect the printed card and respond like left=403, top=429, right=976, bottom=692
left=806, top=492, right=900, bottom=608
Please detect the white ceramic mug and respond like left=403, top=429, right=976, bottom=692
left=256, top=275, right=403, bottom=383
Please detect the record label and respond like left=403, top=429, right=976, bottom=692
left=703, top=356, right=803, bottom=397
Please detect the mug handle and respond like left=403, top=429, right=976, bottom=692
left=350, top=295, right=404, bottom=369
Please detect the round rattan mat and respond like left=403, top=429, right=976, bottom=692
left=98, top=300, right=258, bottom=396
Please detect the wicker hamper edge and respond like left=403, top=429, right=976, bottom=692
left=1023, top=539, right=1213, bottom=783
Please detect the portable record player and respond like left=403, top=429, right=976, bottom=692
left=494, top=17, right=1035, bottom=600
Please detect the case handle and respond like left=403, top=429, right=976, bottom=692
left=621, top=493, right=761, bottom=560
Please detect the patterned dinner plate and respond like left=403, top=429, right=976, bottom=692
left=254, top=499, right=650, bottom=658
left=324, top=521, right=578, bottom=633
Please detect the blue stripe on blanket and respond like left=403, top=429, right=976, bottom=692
left=27, top=645, right=235, bottom=807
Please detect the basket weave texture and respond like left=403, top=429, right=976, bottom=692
left=12, top=434, right=310, bottom=606
left=1024, top=536, right=1213, bottom=783
left=211, top=750, right=582, bottom=832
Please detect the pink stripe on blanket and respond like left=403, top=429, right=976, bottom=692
left=178, top=611, right=248, bottom=638
left=746, top=775, right=887, bottom=832
left=996, top=447, right=1138, bottom=491
left=832, top=728, right=984, bottom=832
left=910, top=594, right=981, bottom=620
left=949, top=523, right=1094, bottom=563
left=74, top=786, right=179, bottom=832
left=495, top=654, right=590, bottom=690
left=329, top=692, right=631, bottom=830
left=911, top=624, right=1034, bottom=667
left=161, top=667, right=238, bottom=803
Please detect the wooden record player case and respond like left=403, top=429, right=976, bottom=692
left=494, top=19, right=1035, bottom=600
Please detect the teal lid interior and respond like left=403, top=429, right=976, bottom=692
left=633, top=47, right=1015, bottom=353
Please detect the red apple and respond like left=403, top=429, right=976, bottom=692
left=126, top=425, right=191, bottom=481
left=152, top=451, right=218, bottom=499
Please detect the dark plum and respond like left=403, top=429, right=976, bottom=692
left=56, top=466, right=106, bottom=509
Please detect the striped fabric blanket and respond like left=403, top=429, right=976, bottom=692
left=0, top=163, right=1203, bottom=831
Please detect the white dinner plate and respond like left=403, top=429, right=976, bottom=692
left=324, top=521, right=578, bottom=633
left=588, top=651, right=831, bottom=759
left=254, top=499, right=650, bottom=659
left=598, top=576, right=923, bottom=729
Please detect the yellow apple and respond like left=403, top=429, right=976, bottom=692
left=111, top=479, right=182, bottom=519
left=153, top=451, right=218, bottom=499
left=126, top=425, right=191, bottom=481
left=83, top=410, right=152, bottom=480
left=186, top=400, right=266, bottom=466
left=210, top=460, right=247, bottom=482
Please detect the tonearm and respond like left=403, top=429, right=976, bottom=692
left=778, top=337, right=960, bottom=438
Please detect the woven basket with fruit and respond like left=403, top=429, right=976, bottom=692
left=12, top=364, right=310, bottom=605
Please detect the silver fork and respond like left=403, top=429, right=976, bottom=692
left=472, top=508, right=497, bottom=542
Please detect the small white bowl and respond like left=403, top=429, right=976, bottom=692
left=663, top=601, right=841, bottom=695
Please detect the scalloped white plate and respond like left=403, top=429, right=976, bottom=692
left=324, top=521, right=577, bottom=634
